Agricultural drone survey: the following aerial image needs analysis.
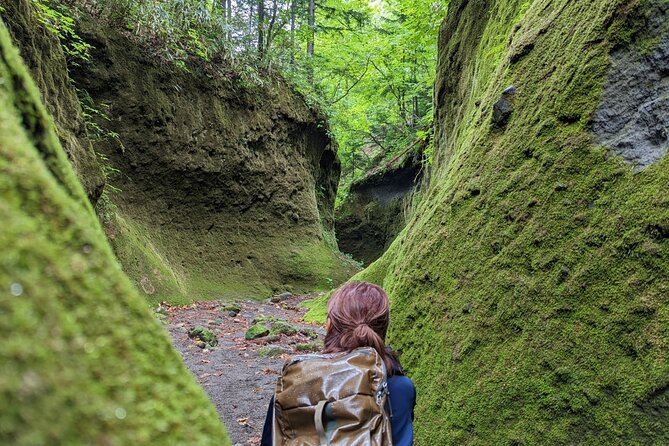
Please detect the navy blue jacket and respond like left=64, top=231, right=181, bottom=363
left=260, top=356, right=416, bottom=445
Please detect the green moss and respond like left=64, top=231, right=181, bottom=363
left=285, top=241, right=359, bottom=291
left=299, top=327, right=319, bottom=339
left=301, top=292, right=331, bottom=324
left=0, top=0, right=106, bottom=202
left=60, top=16, right=357, bottom=305
left=0, top=17, right=229, bottom=445
left=353, top=0, right=669, bottom=444
left=220, top=303, right=241, bottom=314
left=105, top=214, right=357, bottom=304
left=100, top=208, right=187, bottom=305
left=188, top=326, right=218, bottom=347
left=245, top=323, right=270, bottom=340
left=295, top=341, right=324, bottom=352
left=257, top=345, right=290, bottom=357
left=269, top=320, right=298, bottom=336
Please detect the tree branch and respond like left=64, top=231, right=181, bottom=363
left=328, top=55, right=371, bottom=105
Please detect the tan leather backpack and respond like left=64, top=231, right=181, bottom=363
left=272, top=347, right=393, bottom=446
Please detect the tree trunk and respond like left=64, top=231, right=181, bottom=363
left=249, top=2, right=255, bottom=42
left=226, top=0, right=232, bottom=39
left=257, top=0, right=265, bottom=58
left=265, top=0, right=279, bottom=56
left=290, top=0, right=297, bottom=63
left=307, top=0, right=315, bottom=58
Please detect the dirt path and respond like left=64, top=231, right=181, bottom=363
left=164, top=293, right=325, bottom=445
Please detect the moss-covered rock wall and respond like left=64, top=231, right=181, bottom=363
left=335, top=147, right=423, bottom=265
left=0, top=16, right=229, bottom=445
left=355, top=0, right=669, bottom=443
left=66, top=20, right=354, bottom=303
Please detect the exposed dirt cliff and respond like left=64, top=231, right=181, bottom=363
left=0, top=16, right=229, bottom=445
left=66, top=19, right=354, bottom=303
left=348, top=0, right=669, bottom=443
left=1, top=0, right=356, bottom=304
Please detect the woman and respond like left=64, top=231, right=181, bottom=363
left=261, top=281, right=416, bottom=446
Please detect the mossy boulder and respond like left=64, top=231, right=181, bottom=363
left=257, top=345, right=291, bottom=357
left=295, top=341, right=324, bottom=353
left=188, top=326, right=218, bottom=348
left=0, top=17, right=229, bottom=445
left=270, top=292, right=293, bottom=303
left=245, top=323, right=270, bottom=340
left=299, top=327, right=319, bottom=339
left=252, top=315, right=277, bottom=324
left=269, top=321, right=298, bottom=336
left=220, top=303, right=241, bottom=316
left=350, top=0, right=669, bottom=444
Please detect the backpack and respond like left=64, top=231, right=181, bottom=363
left=272, top=346, right=393, bottom=446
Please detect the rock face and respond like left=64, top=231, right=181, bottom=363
left=1, top=1, right=354, bottom=303
left=355, top=0, right=669, bottom=444
left=0, top=17, right=229, bottom=445
left=1, top=0, right=105, bottom=202
left=335, top=147, right=423, bottom=265
left=592, top=2, right=669, bottom=170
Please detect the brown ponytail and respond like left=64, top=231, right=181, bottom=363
left=323, top=281, right=399, bottom=374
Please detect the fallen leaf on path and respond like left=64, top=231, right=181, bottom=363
left=237, top=417, right=249, bottom=426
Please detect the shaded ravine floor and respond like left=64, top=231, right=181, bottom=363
left=164, top=294, right=326, bottom=445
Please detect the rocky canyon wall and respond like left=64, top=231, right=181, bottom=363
left=2, top=0, right=355, bottom=304
left=0, top=15, right=229, bottom=445
left=356, top=0, right=669, bottom=443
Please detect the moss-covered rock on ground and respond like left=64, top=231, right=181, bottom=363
left=257, top=345, right=291, bottom=357
left=345, top=0, right=669, bottom=444
left=0, top=17, right=229, bottom=445
left=245, top=323, right=270, bottom=340
left=269, top=320, right=298, bottom=336
left=189, top=326, right=218, bottom=348
left=252, top=315, right=277, bottom=324
left=220, top=303, right=241, bottom=316
left=295, top=341, right=324, bottom=353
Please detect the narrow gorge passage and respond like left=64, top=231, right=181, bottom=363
left=165, top=294, right=326, bottom=445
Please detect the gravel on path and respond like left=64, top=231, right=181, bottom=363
left=164, top=293, right=326, bottom=445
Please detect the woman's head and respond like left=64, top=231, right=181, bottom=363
left=323, top=281, right=397, bottom=373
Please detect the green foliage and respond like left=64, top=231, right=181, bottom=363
left=301, top=292, right=331, bottom=324
left=188, top=326, right=218, bottom=347
left=269, top=320, right=298, bottom=336
left=245, top=323, right=270, bottom=340
left=297, top=0, right=444, bottom=197
left=33, top=0, right=93, bottom=64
